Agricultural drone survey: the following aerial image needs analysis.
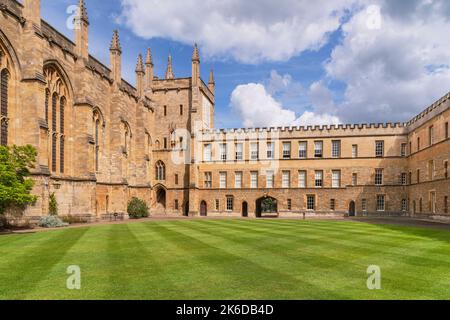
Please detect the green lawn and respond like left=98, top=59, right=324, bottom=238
left=1, top=219, right=450, bottom=300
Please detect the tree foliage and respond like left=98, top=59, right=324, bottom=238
left=127, top=197, right=149, bottom=219
left=0, top=145, right=38, bottom=214
left=261, top=197, right=277, bottom=213
left=49, top=193, right=58, bottom=216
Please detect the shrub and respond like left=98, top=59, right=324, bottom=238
left=49, top=193, right=58, bottom=216
left=38, top=216, right=68, bottom=228
left=127, top=197, right=149, bottom=219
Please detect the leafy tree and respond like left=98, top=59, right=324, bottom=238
left=49, top=193, right=58, bottom=216
left=0, top=145, right=38, bottom=214
left=261, top=198, right=277, bottom=213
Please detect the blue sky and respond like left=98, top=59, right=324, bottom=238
left=40, top=0, right=450, bottom=128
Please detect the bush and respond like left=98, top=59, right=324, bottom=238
left=49, top=193, right=58, bottom=216
left=127, top=197, right=149, bottom=219
left=38, top=216, right=68, bottom=228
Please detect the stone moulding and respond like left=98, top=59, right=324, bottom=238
left=38, top=118, right=48, bottom=130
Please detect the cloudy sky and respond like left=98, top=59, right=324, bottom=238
left=40, top=0, right=450, bottom=128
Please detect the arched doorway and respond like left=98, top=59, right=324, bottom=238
left=184, top=201, right=189, bottom=217
left=156, top=188, right=166, bottom=209
left=242, top=202, right=248, bottom=217
left=349, top=201, right=356, bottom=217
left=200, top=201, right=207, bottom=217
left=255, top=196, right=278, bottom=218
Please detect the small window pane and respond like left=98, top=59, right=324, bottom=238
left=299, top=142, right=307, bottom=158
left=282, top=171, right=290, bottom=188
left=298, top=171, right=306, bottom=188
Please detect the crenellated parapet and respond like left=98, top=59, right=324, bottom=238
left=405, top=92, right=450, bottom=131
left=201, top=122, right=407, bottom=140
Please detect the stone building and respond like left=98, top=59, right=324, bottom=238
left=0, top=0, right=448, bottom=221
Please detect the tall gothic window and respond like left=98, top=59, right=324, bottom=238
left=51, top=92, right=58, bottom=172
left=44, top=65, right=70, bottom=175
left=93, top=110, right=105, bottom=173
left=45, top=89, right=49, bottom=125
left=60, top=97, right=65, bottom=134
left=0, top=69, right=9, bottom=146
left=95, top=119, right=100, bottom=171
left=145, top=132, right=151, bottom=156
left=59, top=97, right=65, bottom=173
left=156, top=161, right=165, bottom=181
left=124, top=125, right=130, bottom=155
left=52, top=93, right=57, bottom=131
left=60, top=137, right=65, bottom=173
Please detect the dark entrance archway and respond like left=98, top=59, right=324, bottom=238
left=242, top=202, right=248, bottom=217
left=349, top=201, right=356, bottom=217
left=200, top=201, right=207, bottom=216
left=156, top=188, right=166, bottom=208
left=184, top=202, right=189, bottom=217
left=256, top=196, right=278, bottom=218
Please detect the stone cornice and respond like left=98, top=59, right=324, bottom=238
left=74, top=99, right=95, bottom=108
left=21, top=72, right=46, bottom=84
left=0, top=0, right=26, bottom=26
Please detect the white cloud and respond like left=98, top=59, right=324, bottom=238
left=325, top=0, right=450, bottom=123
left=266, top=70, right=299, bottom=95
left=230, top=83, right=340, bottom=127
left=308, top=81, right=337, bottom=115
left=118, top=0, right=356, bottom=63
left=265, top=70, right=307, bottom=109
left=118, top=0, right=450, bottom=124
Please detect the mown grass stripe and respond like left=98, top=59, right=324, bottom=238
left=155, top=220, right=351, bottom=300
left=1, top=219, right=449, bottom=299
left=148, top=221, right=306, bottom=299
left=190, top=220, right=449, bottom=299
left=0, top=227, right=88, bottom=299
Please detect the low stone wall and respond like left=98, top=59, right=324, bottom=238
left=356, top=212, right=409, bottom=218
left=410, top=213, right=450, bottom=223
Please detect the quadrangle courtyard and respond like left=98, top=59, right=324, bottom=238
left=1, top=218, right=450, bottom=300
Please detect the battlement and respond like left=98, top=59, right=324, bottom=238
left=202, top=122, right=407, bottom=138
left=405, top=92, right=450, bottom=131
